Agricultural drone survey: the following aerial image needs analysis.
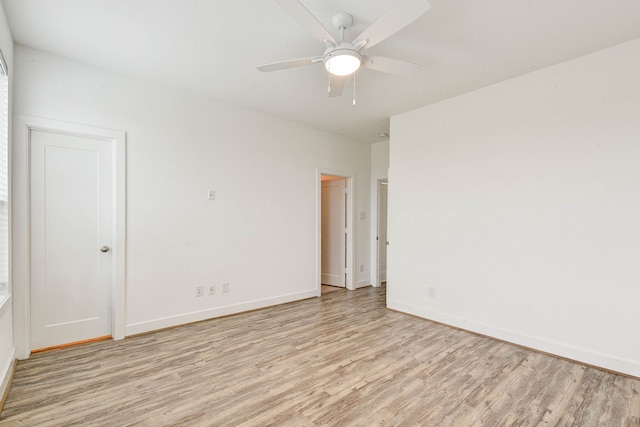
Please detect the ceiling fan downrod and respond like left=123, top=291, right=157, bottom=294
left=332, top=12, right=352, bottom=42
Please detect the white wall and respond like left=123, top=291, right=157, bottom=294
left=0, top=0, right=14, bottom=402
left=389, top=38, right=640, bottom=377
left=12, top=46, right=371, bottom=350
left=369, top=140, right=389, bottom=287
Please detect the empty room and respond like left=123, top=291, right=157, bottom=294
left=0, top=0, right=639, bottom=425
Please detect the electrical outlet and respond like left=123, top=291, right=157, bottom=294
left=208, top=285, right=216, bottom=295
left=222, top=282, right=230, bottom=293
left=196, top=286, right=204, bottom=297
left=428, top=287, right=436, bottom=298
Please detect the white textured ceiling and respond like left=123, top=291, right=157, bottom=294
left=3, top=0, right=640, bottom=142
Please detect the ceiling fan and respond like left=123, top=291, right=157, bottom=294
left=257, top=0, right=432, bottom=99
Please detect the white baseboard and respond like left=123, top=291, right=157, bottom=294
left=355, top=280, right=371, bottom=289
left=388, top=300, right=640, bottom=379
left=0, top=348, right=15, bottom=411
left=125, top=290, right=318, bottom=336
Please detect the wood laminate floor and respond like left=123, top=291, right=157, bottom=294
left=321, top=285, right=345, bottom=294
left=1, top=286, right=639, bottom=426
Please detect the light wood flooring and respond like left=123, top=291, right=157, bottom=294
left=1, top=286, right=639, bottom=426
left=321, top=285, right=345, bottom=294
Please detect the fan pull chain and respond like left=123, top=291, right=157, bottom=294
left=352, top=72, right=356, bottom=106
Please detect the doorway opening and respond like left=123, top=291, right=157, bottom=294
left=317, top=171, right=354, bottom=295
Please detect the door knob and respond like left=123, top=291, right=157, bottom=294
left=100, top=246, right=110, bottom=253
left=385, top=241, right=389, bottom=245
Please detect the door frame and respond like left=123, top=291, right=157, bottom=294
left=376, top=179, right=388, bottom=287
left=13, top=115, right=126, bottom=359
left=316, top=168, right=354, bottom=294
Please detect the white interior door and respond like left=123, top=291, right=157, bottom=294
left=378, top=180, right=388, bottom=284
left=321, top=178, right=346, bottom=287
left=30, top=129, right=113, bottom=350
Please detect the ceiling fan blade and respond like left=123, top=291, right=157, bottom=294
left=353, top=0, right=431, bottom=50
left=274, top=0, right=337, bottom=45
left=257, top=56, right=322, bottom=72
left=328, top=76, right=347, bottom=97
left=362, top=55, right=421, bottom=75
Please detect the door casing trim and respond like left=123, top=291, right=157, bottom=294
left=376, top=178, right=388, bottom=287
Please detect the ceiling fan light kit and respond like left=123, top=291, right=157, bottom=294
left=258, top=0, right=432, bottom=99
left=324, top=46, right=362, bottom=76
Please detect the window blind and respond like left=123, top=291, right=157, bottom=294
left=0, top=50, right=8, bottom=297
